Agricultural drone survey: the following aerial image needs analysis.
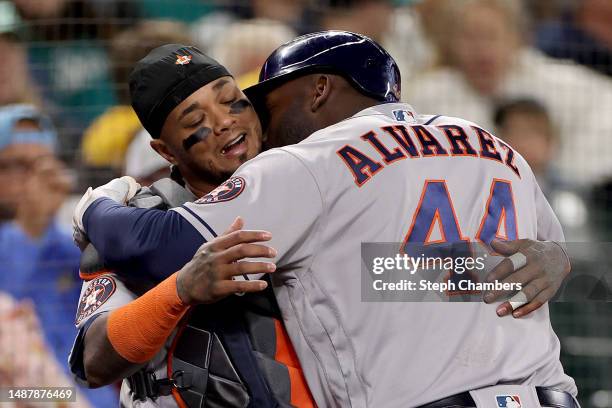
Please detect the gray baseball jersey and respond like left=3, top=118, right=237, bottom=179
left=172, top=103, right=576, bottom=407
left=70, top=274, right=179, bottom=408
left=70, top=178, right=199, bottom=407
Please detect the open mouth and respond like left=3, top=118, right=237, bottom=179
left=221, top=133, right=247, bottom=155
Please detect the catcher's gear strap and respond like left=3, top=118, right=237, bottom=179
left=272, top=319, right=315, bottom=407
left=107, top=272, right=189, bottom=363
left=128, top=283, right=308, bottom=408
left=130, top=177, right=197, bottom=209
left=153, top=299, right=284, bottom=408
left=126, top=369, right=181, bottom=402
left=241, top=280, right=316, bottom=407
left=164, top=320, right=250, bottom=408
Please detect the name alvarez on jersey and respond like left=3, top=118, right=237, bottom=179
left=337, top=123, right=519, bottom=186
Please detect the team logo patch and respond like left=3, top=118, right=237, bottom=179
left=75, top=276, right=116, bottom=325
left=392, top=109, right=415, bottom=122
left=496, top=395, right=522, bottom=408
left=175, top=54, right=192, bottom=65
left=196, top=176, right=245, bottom=204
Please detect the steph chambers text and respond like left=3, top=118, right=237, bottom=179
left=372, top=279, right=522, bottom=292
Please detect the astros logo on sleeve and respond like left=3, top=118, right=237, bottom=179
left=196, top=176, right=245, bottom=204
left=75, top=276, right=116, bottom=325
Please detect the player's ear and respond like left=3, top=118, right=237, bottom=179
left=150, top=139, right=178, bottom=166
left=310, top=74, right=332, bottom=112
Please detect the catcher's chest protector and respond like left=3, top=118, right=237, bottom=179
left=117, top=179, right=298, bottom=407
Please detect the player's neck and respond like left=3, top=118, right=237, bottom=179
left=321, top=94, right=379, bottom=129
left=184, top=179, right=217, bottom=199
left=176, top=165, right=224, bottom=198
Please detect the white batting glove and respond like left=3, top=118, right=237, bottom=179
left=72, top=176, right=140, bottom=248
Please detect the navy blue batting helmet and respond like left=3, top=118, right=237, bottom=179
left=243, top=30, right=401, bottom=111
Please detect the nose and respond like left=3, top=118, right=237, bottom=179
left=213, top=106, right=236, bottom=136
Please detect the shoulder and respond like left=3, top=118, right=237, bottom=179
left=297, top=110, right=392, bottom=144
left=222, top=147, right=324, bottom=203
left=129, top=177, right=195, bottom=209
left=237, top=147, right=315, bottom=174
left=418, top=114, right=486, bottom=130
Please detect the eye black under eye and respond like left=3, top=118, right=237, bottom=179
left=229, top=99, right=252, bottom=114
left=183, top=127, right=211, bottom=151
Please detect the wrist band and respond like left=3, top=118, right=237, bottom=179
left=107, top=272, right=189, bottom=363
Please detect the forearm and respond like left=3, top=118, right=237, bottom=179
left=83, top=273, right=189, bottom=386
left=83, top=315, right=143, bottom=387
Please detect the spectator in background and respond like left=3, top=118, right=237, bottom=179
left=123, top=129, right=170, bottom=185
left=139, top=0, right=216, bottom=23
left=317, top=0, right=434, bottom=85
left=250, top=0, right=311, bottom=33
left=0, top=1, right=41, bottom=107
left=406, top=0, right=612, bottom=185
left=0, top=292, right=93, bottom=407
left=494, top=98, right=589, bottom=238
left=13, top=0, right=139, bottom=160
left=191, top=0, right=310, bottom=65
left=210, top=19, right=295, bottom=87
left=493, top=98, right=560, bottom=195
left=319, top=0, right=394, bottom=43
left=536, top=0, right=612, bottom=78
left=386, top=0, right=437, bottom=81
left=80, top=20, right=191, bottom=187
left=0, top=104, right=117, bottom=407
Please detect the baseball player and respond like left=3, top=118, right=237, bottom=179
left=70, top=46, right=315, bottom=408
left=73, top=32, right=577, bottom=407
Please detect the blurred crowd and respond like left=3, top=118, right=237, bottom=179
left=0, top=0, right=611, bottom=407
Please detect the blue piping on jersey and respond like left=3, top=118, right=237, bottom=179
left=424, top=115, right=442, bottom=125
left=181, top=204, right=218, bottom=238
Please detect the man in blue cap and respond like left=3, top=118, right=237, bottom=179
left=0, top=104, right=118, bottom=407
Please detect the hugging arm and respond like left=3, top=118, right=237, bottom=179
left=83, top=197, right=204, bottom=279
